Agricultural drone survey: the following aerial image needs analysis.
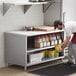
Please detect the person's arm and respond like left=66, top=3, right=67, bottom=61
left=61, top=36, right=71, bottom=49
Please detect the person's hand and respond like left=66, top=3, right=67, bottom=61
left=60, top=48, right=64, bottom=52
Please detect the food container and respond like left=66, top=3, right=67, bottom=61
left=54, top=52, right=59, bottom=58
left=48, top=51, right=59, bottom=58
left=48, top=51, right=55, bottom=58
left=35, top=41, right=43, bottom=48
left=29, top=52, right=44, bottom=63
left=51, top=40, right=55, bottom=46
left=35, top=36, right=43, bottom=48
left=55, top=44, right=61, bottom=52
left=42, top=50, right=48, bottom=58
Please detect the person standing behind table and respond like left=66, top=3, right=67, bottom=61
left=54, top=20, right=76, bottom=65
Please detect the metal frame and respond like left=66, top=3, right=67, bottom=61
left=43, top=1, right=55, bottom=13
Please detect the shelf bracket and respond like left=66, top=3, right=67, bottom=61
left=43, top=1, right=55, bottom=13
left=24, top=5, right=32, bottom=14
left=3, top=3, right=13, bottom=15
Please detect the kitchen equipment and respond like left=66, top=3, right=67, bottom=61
left=24, top=26, right=33, bottom=31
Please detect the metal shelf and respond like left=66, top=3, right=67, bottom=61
left=43, top=0, right=61, bottom=13
left=27, top=46, right=55, bottom=53
left=4, top=1, right=48, bottom=5
left=3, top=0, right=56, bottom=15
left=43, top=1, right=55, bottom=13
left=3, top=1, right=48, bottom=15
left=5, top=30, right=64, bottom=70
left=7, top=30, right=64, bottom=36
left=27, top=56, right=64, bottom=66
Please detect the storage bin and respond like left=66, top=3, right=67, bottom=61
left=29, top=52, right=44, bottom=63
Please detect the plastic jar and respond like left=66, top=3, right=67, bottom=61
left=54, top=39, right=58, bottom=45
left=56, top=33, right=61, bottom=39
left=43, top=41, right=47, bottom=47
left=45, top=35, right=49, bottom=42
left=51, top=40, right=55, bottom=46
left=58, top=39, right=62, bottom=44
left=35, top=36, right=43, bottom=48
left=48, top=51, right=55, bottom=58
left=45, top=35, right=50, bottom=47
left=49, top=34, right=52, bottom=41
left=56, top=33, right=62, bottom=44
left=52, top=34, right=56, bottom=40
left=51, top=34, right=55, bottom=46
left=41, top=35, right=46, bottom=42
left=35, top=36, right=42, bottom=42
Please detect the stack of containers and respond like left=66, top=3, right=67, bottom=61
left=45, top=35, right=50, bottom=47
left=56, top=33, right=63, bottom=56
left=56, top=33, right=62, bottom=44
left=42, top=50, right=49, bottom=58
left=50, top=33, right=57, bottom=46
left=41, top=35, right=47, bottom=47
left=48, top=49, right=59, bottom=58
left=34, top=33, right=62, bottom=59
left=35, top=34, right=51, bottom=48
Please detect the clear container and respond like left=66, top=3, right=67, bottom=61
left=35, top=36, right=43, bottom=48
left=51, top=34, right=56, bottom=40
left=56, top=33, right=61, bottom=39
left=46, top=41, right=50, bottom=47
left=35, top=36, right=42, bottom=42
left=49, top=34, right=52, bottom=41
left=35, top=41, right=43, bottom=48
left=41, top=35, right=46, bottom=42
left=55, top=40, right=58, bottom=45
left=45, top=35, right=49, bottom=42
left=58, top=39, right=62, bottom=44
left=51, top=40, right=55, bottom=46
left=43, top=41, right=47, bottom=47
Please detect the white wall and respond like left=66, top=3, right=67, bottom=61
left=44, top=1, right=61, bottom=25
left=62, top=0, right=76, bottom=22
left=0, top=4, right=44, bottom=67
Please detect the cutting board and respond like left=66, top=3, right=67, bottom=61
left=33, top=26, right=54, bottom=31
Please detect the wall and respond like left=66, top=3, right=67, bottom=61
left=62, top=0, right=76, bottom=22
left=44, top=0, right=61, bottom=25
left=0, top=3, right=44, bottom=67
